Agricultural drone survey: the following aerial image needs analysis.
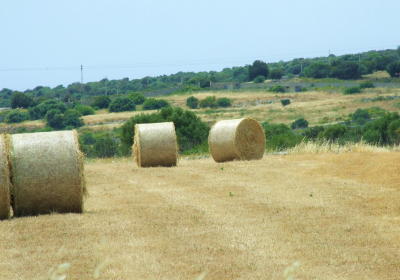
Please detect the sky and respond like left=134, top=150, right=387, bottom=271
left=1, top=0, right=399, bottom=91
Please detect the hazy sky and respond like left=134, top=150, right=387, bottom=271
left=1, top=0, right=399, bottom=91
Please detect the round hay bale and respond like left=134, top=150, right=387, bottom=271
left=0, top=134, right=11, bottom=220
left=208, top=118, right=266, bottom=163
left=133, top=122, right=178, bottom=167
left=8, top=130, right=87, bottom=217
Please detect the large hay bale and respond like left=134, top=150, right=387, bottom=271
left=0, top=135, right=11, bottom=220
left=8, top=130, right=87, bottom=217
left=208, top=118, right=266, bottom=162
left=133, top=122, right=178, bottom=167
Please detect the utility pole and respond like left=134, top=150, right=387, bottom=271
left=328, top=50, right=330, bottom=65
left=105, top=76, right=108, bottom=96
left=301, top=61, right=303, bottom=73
left=81, top=65, right=83, bottom=92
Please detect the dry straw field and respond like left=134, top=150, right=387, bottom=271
left=1, top=149, right=400, bottom=279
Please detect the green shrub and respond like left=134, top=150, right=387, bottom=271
left=253, top=75, right=266, bottom=83
left=62, top=109, right=84, bottom=128
left=388, top=119, right=400, bottom=143
left=363, top=112, right=400, bottom=145
left=262, top=122, right=303, bottom=151
left=94, top=136, right=118, bottom=158
left=351, top=108, right=371, bottom=121
left=10, top=92, right=33, bottom=109
left=186, top=96, right=199, bottom=109
left=269, top=85, right=285, bottom=93
left=344, top=86, right=361, bottom=95
left=280, top=99, right=290, bottom=106
left=109, top=97, right=136, bottom=113
left=301, top=87, right=308, bottom=92
left=322, top=124, right=348, bottom=140
left=359, top=81, right=374, bottom=89
left=127, top=92, right=147, bottom=105
left=142, top=98, right=170, bottom=110
left=75, top=105, right=95, bottom=116
left=199, top=96, right=218, bottom=108
left=217, top=97, right=232, bottom=108
left=120, top=107, right=210, bottom=152
left=291, top=118, right=308, bottom=129
left=46, top=109, right=64, bottom=130
left=303, top=126, right=324, bottom=140
left=355, top=117, right=366, bottom=125
left=80, top=132, right=96, bottom=145
left=5, top=110, right=30, bottom=123
left=91, top=95, right=111, bottom=109
left=29, top=100, right=67, bottom=120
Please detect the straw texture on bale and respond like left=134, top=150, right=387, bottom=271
left=0, top=135, right=11, bottom=220
left=133, top=122, right=178, bottom=167
left=8, top=130, right=87, bottom=217
left=209, top=118, right=266, bottom=163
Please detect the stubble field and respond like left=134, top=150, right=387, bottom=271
left=1, top=151, right=399, bottom=279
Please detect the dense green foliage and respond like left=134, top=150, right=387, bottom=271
left=344, top=86, right=361, bottom=95
left=217, top=97, right=232, bottom=108
left=45, top=108, right=84, bottom=130
left=280, top=99, right=290, bottom=106
left=5, top=110, right=30, bottom=123
left=91, top=95, right=111, bottom=109
left=291, top=118, right=308, bottom=129
left=199, top=96, right=217, bottom=108
left=359, top=81, right=374, bottom=89
left=142, top=98, right=170, bottom=110
left=387, top=62, right=400, bottom=78
left=186, top=96, right=199, bottom=109
left=29, top=99, right=67, bottom=120
left=262, top=122, right=303, bottom=151
left=269, top=85, right=285, bottom=93
left=120, top=107, right=210, bottom=152
left=127, top=92, right=147, bottom=105
left=253, top=75, right=266, bottom=83
left=268, top=68, right=284, bottom=79
left=10, top=92, right=34, bottom=109
left=248, top=60, right=269, bottom=81
left=75, top=105, right=95, bottom=116
left=109, top=97, right=136, bottom=113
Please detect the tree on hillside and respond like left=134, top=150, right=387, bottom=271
left=329, top=61, right=366, bottom=80
left=304, top=62, right=331, bottom=79
left=248, top=60, right=269, bottom=81
left=10, top=92, right=33, bottom=109
left=374, top=55, right=395, bottom=71
left=268, top=68, right=284, bottom=79
left=387, top=62, right=400, bottom=78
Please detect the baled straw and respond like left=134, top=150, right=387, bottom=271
left=209, top=118, right=266, bottom=162
left=133, top=122, right=178, bottom=167
left=8, top=130, right=87, bottom=217
left=0, top=135, right=11, bottom=220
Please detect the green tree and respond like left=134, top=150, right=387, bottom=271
left=386, top=62, right=400, bottom=78
left=46, top=109, right=65, bottom=130
left=217, top=97, right=232, bottom=108
left=199, top=96, right=218, bottom=108
left=75, top=105, right=95, bottom=116
left=5, top=110, right=30, bottom=123
left=109, top=97, right=136, bottom=112
left=94, top=136, right=118, bottom=158
left=10, top=92, right=33, bottom=109
left=91, top=95, right=111, bottom=109
left=62, top=109, right=84, bottom=128
left=253, top=75, right=266, bottom=83
left=127, top=92, right=147, bottom=105
left=304, top=62, right=331, bottom=79
left=29, top=99, right=67, bottom=120
left=291, top=118, right=308, bottom=129
left=248, top=60, right=269, bottom=81
left=142, top=98, right=170, bottom=110
left=186, top=96, right=199, bottom=109
left=268, top=68, right=284, bottom=79
left=374, top=55, right=395, bottom=71
left=269, top=85, right=285, bottom=93
left=322, top=124, right=348, bottom=140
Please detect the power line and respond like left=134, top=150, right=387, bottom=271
left=0, top=44, right=397, bottom=72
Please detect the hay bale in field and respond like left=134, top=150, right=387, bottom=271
left=209, top=118, right=266, bottom=163
left=8, top=130, right=87, bottom=217
left=133, top=122, right=178, bottom=167
left=0, top=135, right=11, bottom=220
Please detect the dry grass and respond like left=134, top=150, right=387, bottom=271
left=1, top=151, right=399, bottom=279
left=363, top=71, right=391, bottom=79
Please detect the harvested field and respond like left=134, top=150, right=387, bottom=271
left=0, top=152, right=399, bottom=279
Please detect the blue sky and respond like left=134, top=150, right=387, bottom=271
left=1, top=0, right=399, bottom=91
